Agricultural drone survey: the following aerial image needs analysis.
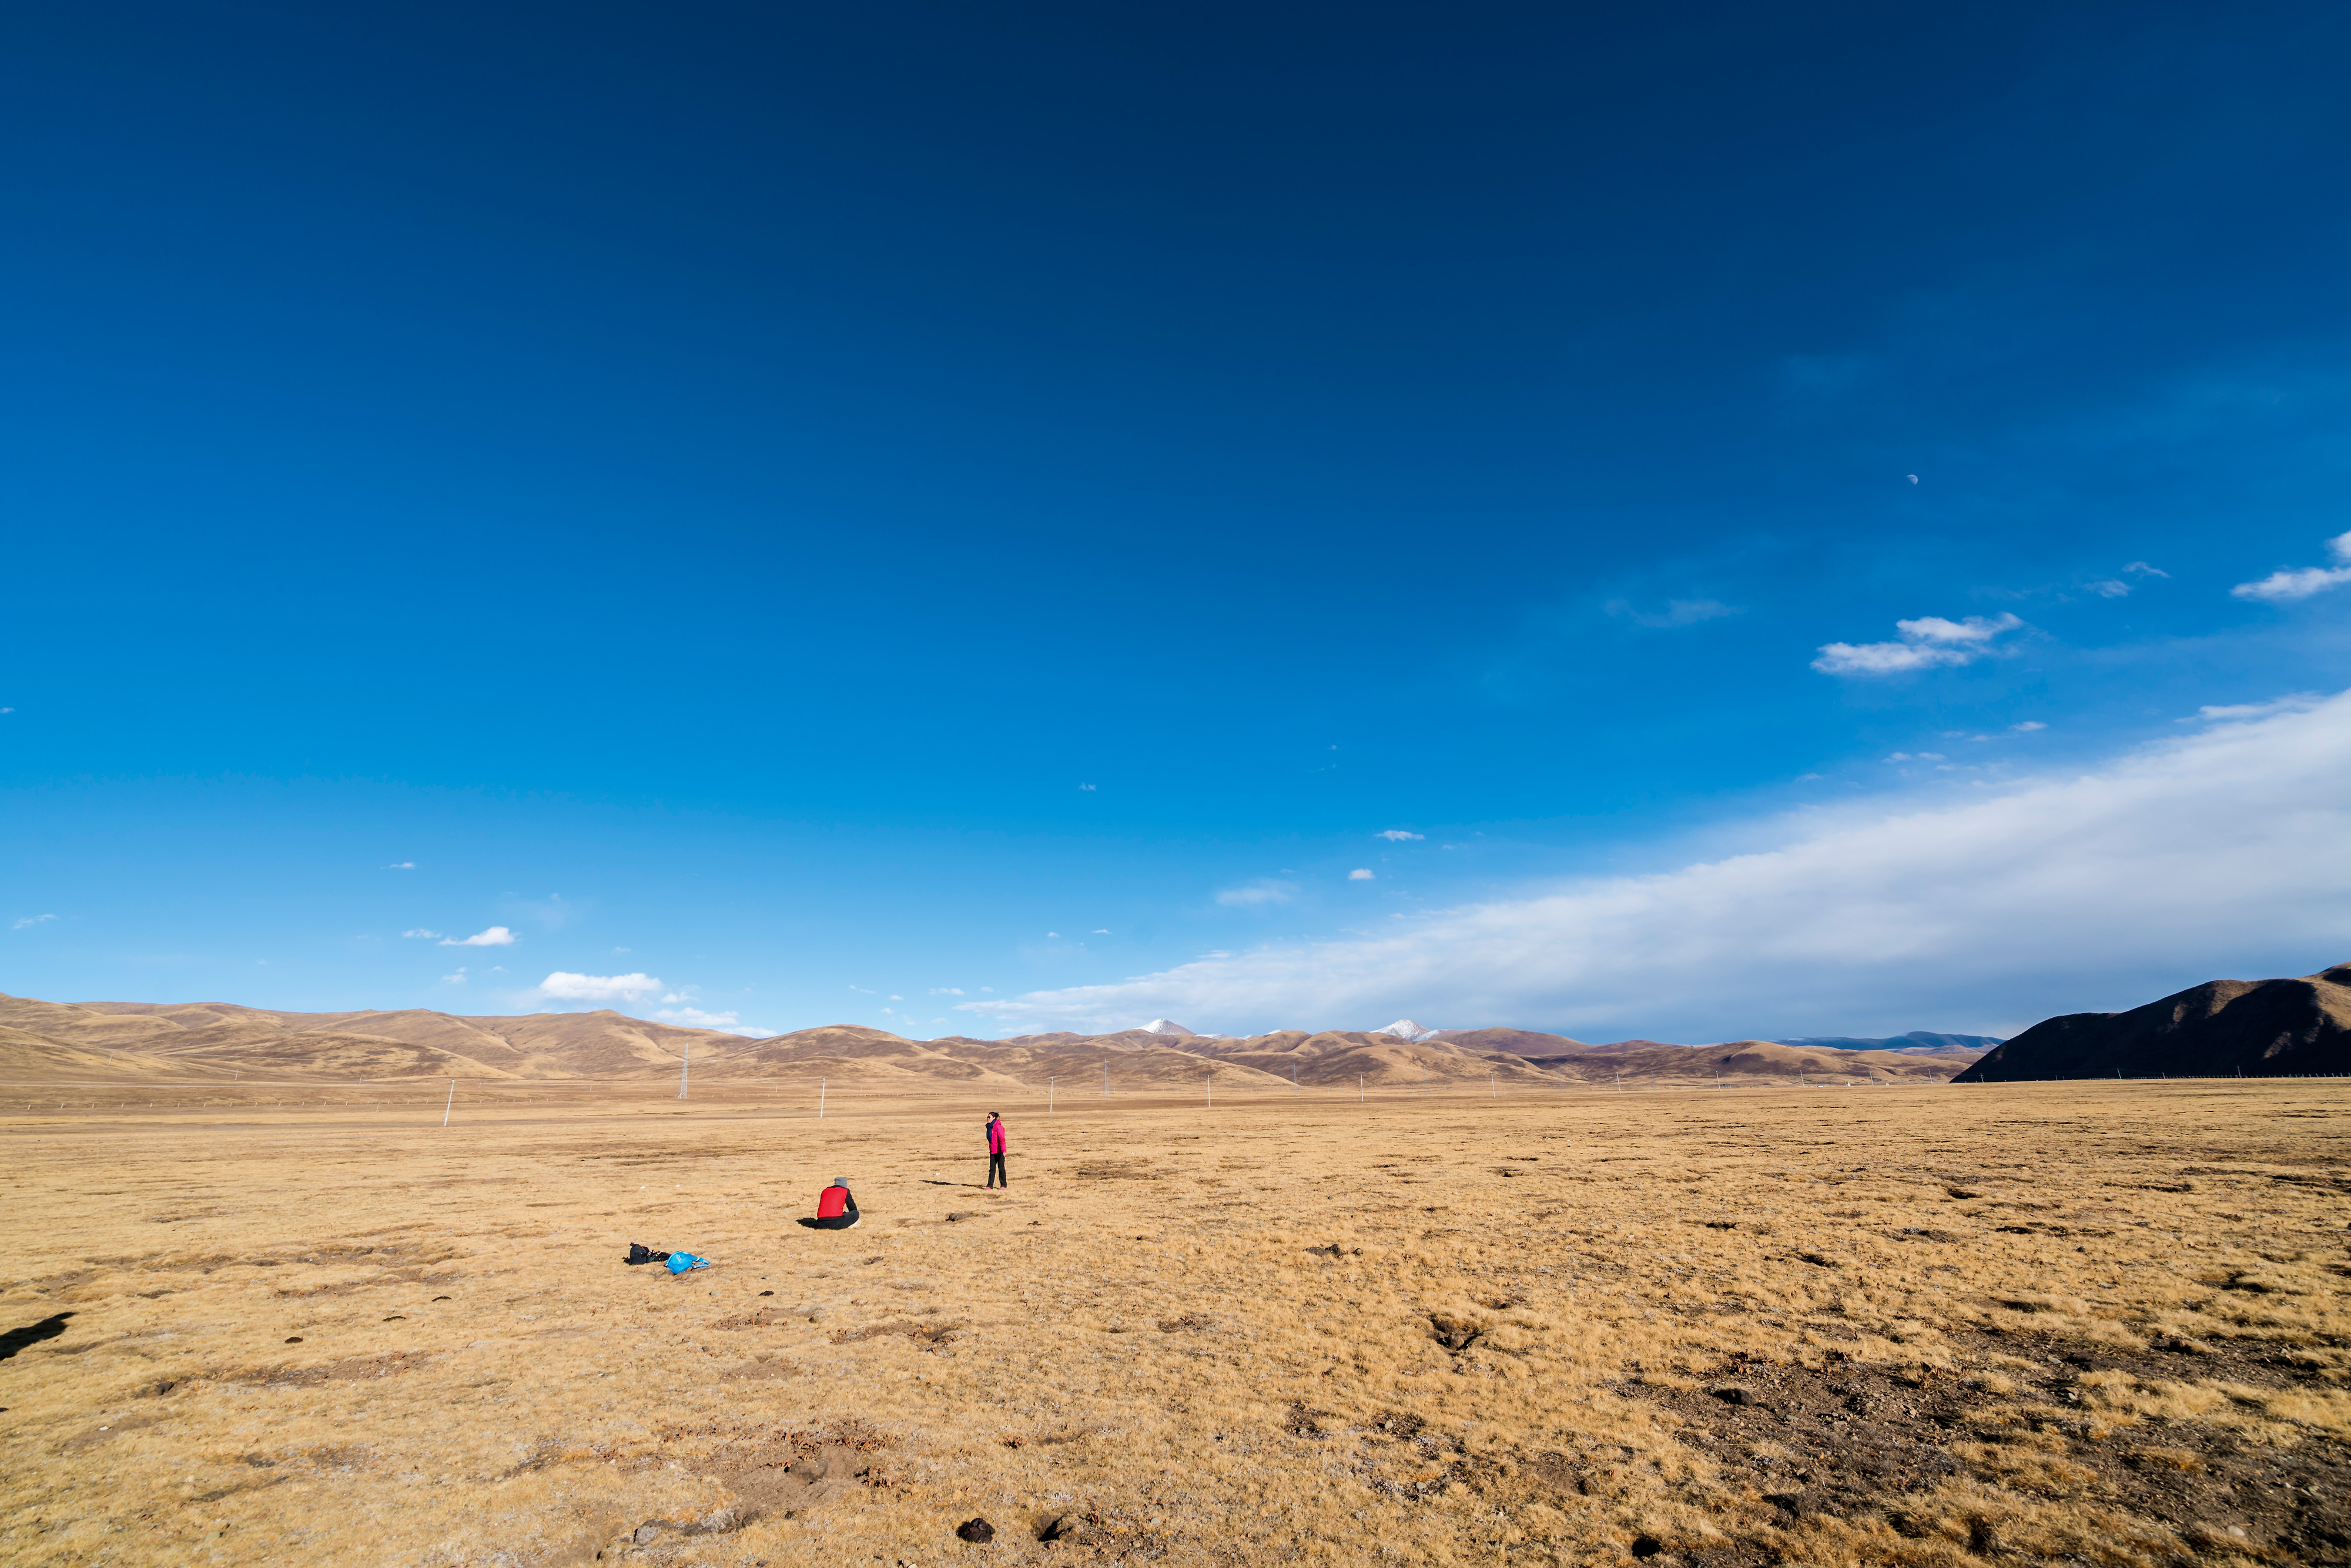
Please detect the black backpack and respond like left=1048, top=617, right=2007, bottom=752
left=625, top=1242, right=672, bottom=1266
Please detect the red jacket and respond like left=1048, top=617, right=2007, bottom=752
left=817, top=1184, right=852, bottom=1219
left=986, top=1119, right=1006, bottom=1153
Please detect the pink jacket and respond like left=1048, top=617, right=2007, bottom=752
left=987, top=1118, right=1006, bottom=1153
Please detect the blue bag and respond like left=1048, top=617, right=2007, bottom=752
left=665, top=1251, right=709, bottom=1274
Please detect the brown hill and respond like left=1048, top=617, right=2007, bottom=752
left=0, top=993, right=755, bottom=1081
left=1429, top=1027, right=1598, bottom=1056
left=1529, top=1038, right=1970, bottom=1087
left=0, top=990, right=1987, bottom=1090
left=922, top=1033, right=1296, bottom=1089
left=1171, top=1030, right=1572, bottom=1088
left=1954, top=961, right=2351, bottom=1082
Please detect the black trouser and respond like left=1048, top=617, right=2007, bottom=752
left=814, top=1198, right=860, bottom=1230
left=987, top=1152, right=1007, bottom=1187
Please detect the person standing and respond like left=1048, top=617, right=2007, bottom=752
left=984, top=1111, right=1008, bottom=1190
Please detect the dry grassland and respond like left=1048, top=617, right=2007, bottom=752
left=3, top=1078, right=2347, bottom=1567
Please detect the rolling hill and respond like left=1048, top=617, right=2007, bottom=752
left=1954, top=961, right=2351, bottom=1081
left=0, top=991, right=1988, bottom=1088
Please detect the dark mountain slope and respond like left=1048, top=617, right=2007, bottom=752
left=1954, top=963, right=2351, bottom=1082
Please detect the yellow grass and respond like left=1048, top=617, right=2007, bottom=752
left=2, top=1077, right=2344, bottom=1565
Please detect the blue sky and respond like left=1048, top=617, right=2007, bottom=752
left=5, top=3, right=2349, bottom=1041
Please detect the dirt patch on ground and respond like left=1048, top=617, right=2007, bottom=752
left=1629, top=1345, right=2351, bottom=1564
left=220, top=1351, right=437, bottom=1388
left=828, top=1319, right=961, bottom=1353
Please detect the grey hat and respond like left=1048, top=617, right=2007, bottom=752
left=832, top=1175, right=849, bottom=1188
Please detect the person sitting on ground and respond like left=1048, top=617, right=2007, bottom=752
left=813, top=1175, right=860, bottom=1230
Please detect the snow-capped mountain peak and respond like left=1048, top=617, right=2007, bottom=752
left=1140, top=1018, right=1197, bottom=1036
left=1373, top=1018, right=1440, bottom=1041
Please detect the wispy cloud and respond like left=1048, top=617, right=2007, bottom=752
left=386, top=861, right=416, bottom=870
left=538, top=971, right=664, bottom=1002
left=1375, top=830, right=1425, bottom=842
left=1215, top=880, right=1298, bottom=907
left=1812, top=613, right=2025, bottom=675
left=956, top=689, right=2351, bottom=1039
left=1347, top=868, right=1375, bottom=881
left=2012, top=721, right=2047, bottom=732
left=1606, top=598, right=1740, bottom=629
left=401, top=928, right=442, bottom=939
left=655, top=1004, right=774, bottom=1038
left=2123, top=561, right=2169, bottom=578
left=2179, top=693, right=2325, bottom=723
left=930, top=986, right=965, bottom=996
left=2231, top=531, right=2351, bottom=602
left=441, top=926, right=516, bottom=947
left=13, top=913, right=57, bottom=930
left=441, top=968, right=467, bottom=984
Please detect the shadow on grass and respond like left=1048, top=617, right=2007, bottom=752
left=0, top=1312, right=73, bottom=1361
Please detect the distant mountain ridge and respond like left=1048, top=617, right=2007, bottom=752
left=1954, top=963, right=2351, bottom=1082
left=0, top=991, right=1990, bottom=1087
left=1775, top=1031, right=2005, bottom=1054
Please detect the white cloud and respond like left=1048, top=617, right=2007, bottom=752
left=2233, top=566, right=2351, bottom=602
left=442, top=968, right=467, bottom=984
left=1093, top=929, right=1110, bottom=934
left=930, top=987, right=964, bottom=996
left=1080, top=783, right=1097, bottom=791
left=440, top=926, right=516, bottom=947
left=2087, top=579, right=2130, bottom=598
left=1812, top=613, right=2025, bottom=676
left=386, top=861, right=416, bottom=869
left=2012, top=721, right=2047, bottom=732
left=14, top=913, right=57, bottom=930
left=1375, top=830, right=1425, bottom=842
left=2231, top=532, right=2351, bottom=602
left=889, top=994, right=902, bottom=1000
left=2123, top=561, right=2169, bottom=578
left=401, top=928, right=443, bottom=940
left=2232, top=538, right=2351, bottom=603
left=614, top=947, right=630, bottom=954
left=955, top=689, right=2351, bottom=1039
left=1606, top=598, right=1740, bottom=629
left=538, top=971, right=665, bottom=1003
left=849, top=984, right=873, bottom=994
left=1348, top=869, right=1375, bottom=881
left=2181, top=693, right=2324, bottom=723
left=655, top=1004, right=774, bottom=1038
left=1047, top=933, right=1060, bottom=939
left=1885, top=752, right=1947, bottom=763
left=1216, top=880, right=1298, bottom=907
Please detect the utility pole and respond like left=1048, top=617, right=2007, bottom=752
left=819, top=1077, right=826, bottom=1118
left=441, top=1079, right=454, bottom=1128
